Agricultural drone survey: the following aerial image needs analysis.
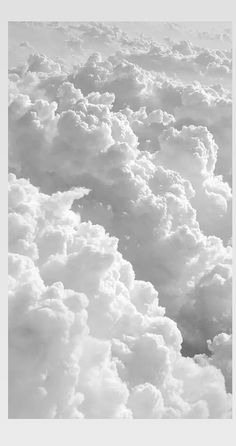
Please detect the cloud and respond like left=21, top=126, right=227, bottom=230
left=67, top=54, right=232, bottom=184
left=173, top=82, right=232, bottom=183
left=46, top=22, right=143, bottom=59
left=8, top=25, right=232, bottom=419
left=195, top=333, right=232, bottom=393
left=179, top=263, right=232, bottom=354
left=8, top=174, right=231, bottom=418
left=19, top=41, right=35, bottom=52
left=8, top=76, right=232, bottom=356
left=123, top=42, right=232, bottom=82
left=207, top=333, right=232, bottom=392
left=10, top=51, right=232, bottom=185
left=27, top=53, right=63, bottom=74
left=121, top=106, right=175, bottom=152
left=158, top=125, right=232, bottom=241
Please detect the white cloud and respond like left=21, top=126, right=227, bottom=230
left=120, top=41, right=232, bottom=86
left=158, top=125, right=232, bottom=241
left=179, top=263, right=232, bottom=354
left=68, top=54, right=232, bottom=182
left=8, top=79, right=232, bottom=355
left=8, top=174, right=231, bottom=418
left=174, top=82, right=232, bottom=183
left=195, top=333, right=232, bottom=393
left=8, top=25, right=232, bottom=419
left=27, top=53, right=62, bottom=74
left=207, top=333, right=232, bottom=393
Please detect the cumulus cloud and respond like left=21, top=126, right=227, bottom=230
left=195, top=333, right=232, bottom=393
left=158, top=125, right=232, bottom=241
left=8, top=72, right=232, bottom=355
left=8, top=22, right=232, bottom=419
left=8, top=174, right=231, bottom=418
left=50, top=22, right=152, bottom=58
left=179, top=263, right=232, bottom=354
left=173, top=82, right=232, bottom=184
left=65, top=54, right=232, bottom=186
left=67, top=53, right=232, bottom=182
left=122, top=41, right=232, bottom=83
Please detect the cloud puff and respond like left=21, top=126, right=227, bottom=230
left=121, top=106, right=175, bottom=152
left=179, top=263, right=232, bottom=355
left=49, top=22, right=152, bottom=58
left=158, top=125, right=232, bottom=241
left=8, top=24, right=232, bottom=419
left=195, top=333, right=232, bottom=393
left=8, top=77, right=232, bottom=356
left=8, top=174, right=231, bottom=418
left=58, top=23, right=232, bottom=83
left=121, top=41, right=232, bottom=84
left=68, top=53, right=232, bottom=183
left=173, top=82, right=232, bottom=184
left=207, top=333, right=232, bottom=393
left=27, top=53, right=63, bottom=74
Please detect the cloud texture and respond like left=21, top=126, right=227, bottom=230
left=8, top=174, right=231, bottom=418
left=8, top=22, right=232, bottom=418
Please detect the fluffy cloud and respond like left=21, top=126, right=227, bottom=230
left=158, top=125, right=232, bottom=241
left=121, top=106, right=175, bottom=152
left=8, top=174, right=231, bottom=418
left=195, top=333, right=232, bottom=393
left=10, top=52, right=232, bottom=186
left=174, top=82, right=232, bottom=184
left=179, top=263, right=232, bottom=354
left=207, top=334, right=232, bottom=393
left=8, top=75, right=232, bottom=355
left=68, top=53, right=232, bottom=183
left=125, top=41, right=232, bottom=81
left=27, top=53, right=63, bottom=74
left=48, top=21, right=152, bottom=58
left=8, top=24, right=232, bottom=419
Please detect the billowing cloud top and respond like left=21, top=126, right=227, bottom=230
left=8, top=21, right=232, bottom=419
left=8, top=174, right=231, bottom=418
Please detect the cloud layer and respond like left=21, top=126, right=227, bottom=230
left=9, top=71, right=232, bottom=352
left=8, top=174, right=231, bottom=418
left=8, top=22, right=232, bottom=418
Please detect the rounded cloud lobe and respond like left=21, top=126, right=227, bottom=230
left=8, top=22, right=232, bottom=419
left=8, top=174, right=231, bottom=418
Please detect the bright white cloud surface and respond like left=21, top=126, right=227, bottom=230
left=8, top=21, right=232, bottom=419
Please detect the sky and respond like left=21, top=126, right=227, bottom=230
left=8, top=21, right=232, bottom=419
